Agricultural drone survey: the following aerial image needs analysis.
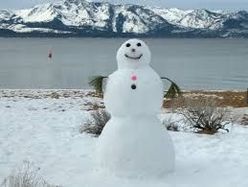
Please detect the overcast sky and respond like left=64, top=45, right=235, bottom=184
left=0, top=0, right=247, bottom=10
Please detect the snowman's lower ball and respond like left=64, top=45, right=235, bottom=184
left=96, top=116, right=175, bottom=177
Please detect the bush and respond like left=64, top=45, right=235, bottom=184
left=240, top=114, right=248, bottom=126
left=1, top=161, right=59, bottom=187
left=161, top=117, right=179, bottom=132
left=177, top=97, right=231, bottom=134
left=165, top=122, right=179, bottom=132
left=80, top=109, right=110, bottom=136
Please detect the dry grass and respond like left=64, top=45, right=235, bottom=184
left=79, top=109, right=110, bottom=136
left=240, top=114, right=248, bottom=126
left=175, top=97, right=231, bottom=134
left=84, top=101, right=105, bottom=111
left=164, top=90, right=248, bottom=108
left=1, top=161, right=59, bottom=187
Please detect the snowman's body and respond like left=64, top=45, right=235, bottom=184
left=96, top=39, right=175, bottom=177
left=104, top=67, right=162, bottom=117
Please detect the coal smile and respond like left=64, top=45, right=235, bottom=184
left=125, top=54, right=143, bottom=60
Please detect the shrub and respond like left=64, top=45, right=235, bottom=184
left=177, top=97, right=231, bottom=134
left=80, top=109, right=110, bottom=136
left=240, top=114, right=248, bottom=126
left=165, top=122, right=179, bottom=132
left=161, top=117, right=179, bottom=132
left=88, top=76, right=107, bottom=97
left=1, top=161, right=59, bottom=187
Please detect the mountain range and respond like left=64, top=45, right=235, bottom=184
left=0, top=0, right=248, bottom=38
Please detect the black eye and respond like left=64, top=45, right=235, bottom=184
left=137, top=43, right=141, bottom=47
left=126, top=43, right=131, bottom=47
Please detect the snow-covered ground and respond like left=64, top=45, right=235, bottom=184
left=0, top=89, right=247, bottom=187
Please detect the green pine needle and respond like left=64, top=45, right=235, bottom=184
left=161, top=77, right=182, bottom=98
left=89, top=75, right=107, bottom=94
left=89, top=75, right=182, bottom=98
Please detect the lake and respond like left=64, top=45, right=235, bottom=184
left=0, top=38, right=247, bottom=90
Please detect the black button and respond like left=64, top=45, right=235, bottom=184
left=131, top=84, right=136, bottom=90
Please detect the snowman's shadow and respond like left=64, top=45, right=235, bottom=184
left=88, top=160, right=206, bottom=186
left=164, top=159, right=215, bottom=187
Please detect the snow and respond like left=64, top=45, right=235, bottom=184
left=16, top=4, right=58, bottom=23
left=97, top=116, right=175, bottom=177
left=15, top=0, right=110, bottom=28
left=151, top=7, right=226, bottom=30
left=152, top=8, right=192, bottom=25
left=98, top=39, right=175, bottom=176
left=2, top=23, right=71, bottom=33
left=105, top=39, right=162, bottom=117
left=0, top=10, right=13, bottom=20
left=0, top=89, right=248, bottom=187
left=116, top=39, right=151, bottom=70
left=115, top=7, right=149, bottom=34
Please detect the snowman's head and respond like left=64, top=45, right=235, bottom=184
left=116, top=39, right=151, bottom=69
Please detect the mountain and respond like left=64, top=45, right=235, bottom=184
left=0, top=0, right=248, bottom=38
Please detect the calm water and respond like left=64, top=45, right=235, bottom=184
left=0, top=38, right=247, bottom=90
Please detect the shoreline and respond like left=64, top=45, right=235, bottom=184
left=0, top=89, right=247, bottom=108
left=165, top=90, right=248, bottom=108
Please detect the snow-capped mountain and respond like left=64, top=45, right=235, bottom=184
left=152, top=8, right=229, bottom=30
left=0, top=0, right=248, bottom=37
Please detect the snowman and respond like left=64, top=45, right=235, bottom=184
left=96, top=39, right=175, bottom=177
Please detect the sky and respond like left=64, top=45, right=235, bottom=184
left=0, top=0, right=247, bottom=10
